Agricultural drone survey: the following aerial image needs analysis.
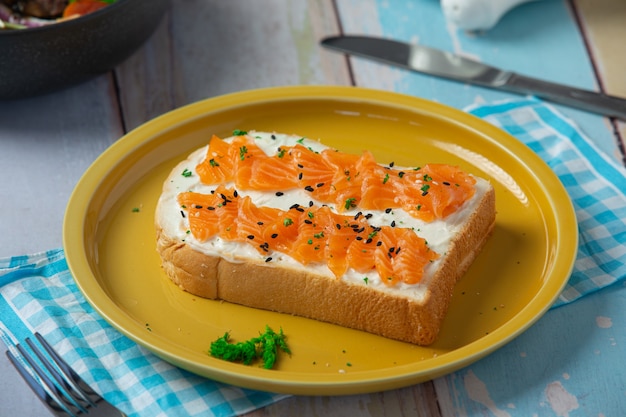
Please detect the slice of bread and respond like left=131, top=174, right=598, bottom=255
left=156, top=131, right=496, bottom=345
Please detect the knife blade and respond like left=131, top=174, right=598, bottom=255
left=321, top=35, right=626, bottom=120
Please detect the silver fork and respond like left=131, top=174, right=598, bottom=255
left=5, top=332, right=122, bottom=417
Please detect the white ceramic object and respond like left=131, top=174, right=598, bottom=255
left=441, top=0, right=538, bottom=31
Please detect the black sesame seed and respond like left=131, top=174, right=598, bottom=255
left=271, top=233, right=278, bottom=238
left=391, top=220, right=396, bottom=227
left=365, top=213, right=373, bottom=219
left=385, top=208, right=392, bottom=214
left=276, top=191, right=284, bottom=196
left=304, top=185, right=314, bottom=192
left=194, top=205, right=203, bottom=209
left=271, top=134, right=277, bottom=139
left=304, top=219, right=313, bottom=224
left=233, top=190, right=239, bottom=197
left=355, top=236, right=363, bottom=241
left=265, top=257, right=273, bottom=262
left=180, top=210, right=186, bottom=218
left=308, top=201, right=314, bottom=207
left=257, top=221, right=264, bottom=225
left=247, top=235, right=254, bottom=240
left=316, top=182, right=325, bottom=188
left=207, top=206, right=215, bottom=211
left=376, top=241, right=383, bottom=246
left=443, top=181, right=451, bottom=186
left=297, top=164, right=304, bottom=169
left=422, top=191, right=429, bottom=196
left=298, top=172, right=303, bottom=180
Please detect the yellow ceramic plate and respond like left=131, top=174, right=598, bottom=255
left=64, top=86, right=577, bottom=395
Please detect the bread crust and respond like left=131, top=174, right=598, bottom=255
left=156, top=183, right=495, bottom=345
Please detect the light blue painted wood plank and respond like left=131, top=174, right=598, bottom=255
left=435, top=282, right=626, bottom=416
left=337, top=0, right=621, bottom=163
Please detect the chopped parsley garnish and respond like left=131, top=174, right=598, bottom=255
left=209, top=326, right=290, bottom=369
left=239, top=146, right=248, bottom=161
left=344, top=197, right=357, bottom=210
left=209, top=158, right=220, bottom=167
left=233, top=129, right=248, bottom=136
left=283, top=218, right=294, bottom=226
left=383, top=173, right=390, bottom=184
left=182, top=168, right=192, bottom=177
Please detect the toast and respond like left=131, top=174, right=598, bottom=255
left=155, top=131, right=496, bottom=345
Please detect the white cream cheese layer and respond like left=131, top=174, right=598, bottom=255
left=157, top=131, right=490, bottom=301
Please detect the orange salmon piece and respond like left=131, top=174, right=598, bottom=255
left=392, top=228, right=438, bottom=285
left=177, top=192, right=220, bottom=241
left=318, top=208, right=352, bottom=277
left=210, top=186, right=239, bottom=241
left=232, top=137, right=268, bottom=190
left=358, top=151, right=398, bottom=210
left=373, top=228, right=398, bottom=286
left=345, top=228, right=379, bottom=273
left=261, top=206, right=302, bottom=255
left=424, top=164, right=476, bottom=218
left=372, top=227, right=439, bottom=286
left=196, top=135, right=236, bottom=184
left=236, top=196, right=282, bottom=254
left=321, top=149, right=363, bottom=211
left=290, top=209, right=329, bottom=265
left=247, top=146, right=299, bottom=190
left=290, top=145, right=336, bottom=201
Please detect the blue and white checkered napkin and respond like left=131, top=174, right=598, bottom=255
left=0, top=249, right=289, bottom=416
left=1, top=98, right=625, bottom=416
left=466, top=97, right=626, bottom=306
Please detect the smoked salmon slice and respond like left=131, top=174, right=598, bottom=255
left=179, top=187, right=440, bottom=285
left=192, top=134, right=476, bottom=222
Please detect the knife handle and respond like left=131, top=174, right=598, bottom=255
left=503, top=73, right=626, bottom=120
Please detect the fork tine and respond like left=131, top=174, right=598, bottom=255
left=8, top=344, right=82, bottom=417
left=33, top=332, right=98, bottom=408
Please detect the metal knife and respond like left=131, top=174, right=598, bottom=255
left=321, top=35, right=626, bottom=120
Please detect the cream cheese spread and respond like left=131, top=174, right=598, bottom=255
left=157, top=131, right=490, bottom=301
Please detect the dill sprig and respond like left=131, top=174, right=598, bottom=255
left=209, top=325, right=291, bottom=369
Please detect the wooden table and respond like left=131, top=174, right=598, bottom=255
left=1, top=1, right=624, bottom=416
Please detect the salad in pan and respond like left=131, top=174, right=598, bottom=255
left=0, top=0, right=117, bottom=29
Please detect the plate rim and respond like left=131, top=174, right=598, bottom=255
left=63, top=85, right=578, bottom=395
